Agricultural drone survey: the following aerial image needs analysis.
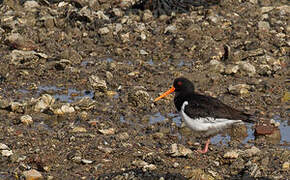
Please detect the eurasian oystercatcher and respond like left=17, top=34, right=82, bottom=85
left=154, top=77, right=254, bottom=153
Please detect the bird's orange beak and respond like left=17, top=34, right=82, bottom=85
left=154, top=86, right=175, bottom=102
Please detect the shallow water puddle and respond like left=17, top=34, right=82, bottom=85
left=19, top=85, right=94, bottom=103
left=38, top=86, right=94, bottom=102
left=147, top=112, right=290, bottom=148
left=81, top=57, right=114, bottom=67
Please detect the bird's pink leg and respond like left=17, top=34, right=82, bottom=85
left=197, top=139, right=210, bottom=154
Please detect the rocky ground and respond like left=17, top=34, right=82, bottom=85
left=0, top=0, right=289, bottom=179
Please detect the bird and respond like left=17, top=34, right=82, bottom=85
left=154, top=77, right=255, bottom=153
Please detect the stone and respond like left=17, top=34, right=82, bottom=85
left=173, top=162, right=179, bottom=168
left=82, top=159, right=93, bottom=164
left=255, top=124, right=275, bottom=135
left=99, top=27, right=110, bottom=35
left=117, top=132, right=129, bottom=140
left=132, top=160, right=148, bottom=167
left=20, top=115, right=33, bottom=125
left=140, top=32, right=146, bottom=40
left=186, top=168, right=214, bottom=180
left=97, top=146, right=113, bottom=153
left=244, top=146, right=261, bottom=157
left=22, top=169, right=43, bottom=180
left=164, top=25, right=177, bottom=34
left=0, top=99, right=10, bottom=109
left=96, top=11, right=109, bottom=20
left=34, top=94, right=55, bottom=112
left=258, top=21, right=270, bottom=31
left=6, top=34, right=37, bottom=51
left=170, top=143, right=193, bottom=157
left=60, top=104, right=75, bottom=113
left=261, top=7, right=274, bottom=13
left=249, top=0, right=258, bottom=4
left=270, top=119, right=280, bottom=127
left=0, top=143, right=9, bottom=150
left=228, top=84, right=251, bottom=95
left=1, top=150, right=13, bottom=157
left=98, top=128, right=115, bottom=135
left=140, top=50, right=148, bottom=55
left=142, top=164, right=157, bottom=171
left=282, top=162, right=289, bottom=170
left=224, top=150, right=239, bottom=159
left=120, top=33, right=130, bottom=43
left=114, top=23, right=123, bottom=34
left=225, top=64, right=239, bottom=74
left=24, top=1, right=40, bottom=9
left=143, top=10, right=153, bottom=22
left=209, top=60, right=225, bottom=73
left=73, top=97, right=96, bottom=110
left=88, top=75, right=107, bottom=92
left=71, top=127, right=87, bottom=133
left=238, top=62, right=256, bottom=76
left=11, top=102, right=24, bottom=113
left=112, top=8, right=123, bottom=17
left=128, top=89, right=150, bottom=107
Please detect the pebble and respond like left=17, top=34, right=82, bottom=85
left=0, top=143, right=9, bottom=150
left=20, top=115, right=33, bottom=125
left=169, top=143, right=193, bottom=157
left=282, top=162, right=289, bottom=170
left=112, top=8, right=123, bottom=17
left=23, top=169, right=43, bottom=180
left=82, top=159, right=93, bottom=164
left=97, top=146, right=113, bottom=153
left=248, top=0, right=258, bottom=3
left=11, top=102, right=24, bottom=113
left=72, top=156, right=82, bottom=163
left=186, top=168, right=214, bottom=180
left=244, top=146, right=261, bottom=157
left=0, top=99, right=10, bottom=109
left=6, top=34, right=37, bottom=51
left=223, top=150, right=239, bottom=159
left=228, top=84, right=250, bottom=95
left=71, top=127, right=87, bottom=133
left=225, top=64, right=239, bottom=75
left=98, top=128, right=115, bottom=135
left=99, top=27, right=110, bottom=35
left=88, top=75, right=107, bottom=92
left=96, top=11, right=109, bottom=20
left=24, top=0, right=40, bottom=9
left=270, top=119, right=280, bottom=127
left=173, top=162, right=179, bottom=168
left=143, top=10, right=153, bottom=22
left=60, top=104, right=75, bottom=113
left=258, top=21, right=270, bottom=31
left=142, top=164, right=157, bottom=171
left=164, top=25, right=177, bottom=34
left=128, top=89, right=150, bottom=107
left=209, top=60, right=225, bottom=73
left=117, top=132, right=129, bottom=140
left=1, top=149, right=13, bottom=157
left=120, top=33, right=130, bottom=43
left=238, top=61, right=256, bottom=76
left=140, top=50, right=148, bottom=55
left=132, top=160, right=148, bottom=167
left=34, top=94, right=55, bottom=112
left=261, top=7, right=274, bottom=13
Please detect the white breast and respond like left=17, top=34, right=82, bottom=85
left=180, top=101, right=243, bottom=136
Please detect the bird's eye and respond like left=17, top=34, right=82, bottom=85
left=177, top=81, right=182, bottom=86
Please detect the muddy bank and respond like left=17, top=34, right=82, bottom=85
left=0, top=0, right=289, bottom=179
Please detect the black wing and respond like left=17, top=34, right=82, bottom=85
left=183, top=94, right=252, bottom=122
